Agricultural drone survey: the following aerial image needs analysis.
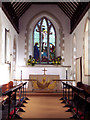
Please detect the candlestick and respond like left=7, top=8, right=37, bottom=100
left=66, top=68, right=68, bottom=80
left=21, top=70, right=22, bottom=82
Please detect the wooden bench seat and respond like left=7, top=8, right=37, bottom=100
left=77, top=82, right=90, bottom=100
left=60, top=82, right=90, bottom=120
left=2, top=81, right=14, bottom=93
left=1, top=82, right=27, bottom=120
left=0, top=96, right=8, bottom=103
left=77, top=82, right=90, bottom=93
left=0, top=81, right=15, bottom=106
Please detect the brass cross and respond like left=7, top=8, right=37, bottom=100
left=42, top=68, right=47, bottom=75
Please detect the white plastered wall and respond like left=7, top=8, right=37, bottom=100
left=0, top=8, right=18, bottom=85
left=71, top=11, right=90, bottom=85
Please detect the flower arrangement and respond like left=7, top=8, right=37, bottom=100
left=52, top=56, right=62, bottom=65
left=27, top=55, right=37, bottom=66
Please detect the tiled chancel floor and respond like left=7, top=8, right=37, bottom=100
left=18, top=96, right=73, bottom=119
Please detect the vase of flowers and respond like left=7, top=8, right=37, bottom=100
left=27, top=55, right=37, bottom=66
left=52, top=56, right=62, bottom=65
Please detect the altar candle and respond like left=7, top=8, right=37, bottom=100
left=66, top=68, right=68, bottom=80
left=21, top=70, right=22, bottom=82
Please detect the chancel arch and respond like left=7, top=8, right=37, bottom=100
left=25, top=11, right=65, bottom=65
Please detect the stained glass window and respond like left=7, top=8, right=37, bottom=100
left=49, top=26, right=55, bottom=62
left=33, top=17, right=56, bottom=64
left=34, top=26, right=39, bottom=47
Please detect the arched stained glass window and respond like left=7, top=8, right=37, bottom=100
left=33, top=17, right=56, bottom=64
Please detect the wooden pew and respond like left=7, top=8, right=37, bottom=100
left=1, top=81, right=14, bottom=109
left=77, top=82, right=90, bottom=94
left=2, top=81, right=13, bottom=93
left=2, top=83, right=22, bottom=120
left=77, top=82, right=90, bottom=120
left=2, top=82, right=27, bottom=120
left=77, top=82, right=90, bottom=104
left=60, top=82, right=90, bottom=120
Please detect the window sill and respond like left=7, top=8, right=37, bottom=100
left=18, top=64, right=71, bottom=68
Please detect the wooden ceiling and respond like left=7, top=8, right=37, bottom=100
left=58, top=1, right=80, bottom=19
left=4, top=1, right=80, bottom=20
left=10, top=2, right=32, bottom=19
left=2, top=1, right=90, bottom=33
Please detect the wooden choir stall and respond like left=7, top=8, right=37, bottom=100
left=60, top=81, right=90, bottom=120
left=0, top=81, right=29, bottom=120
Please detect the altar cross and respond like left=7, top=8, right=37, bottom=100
left=42, top=68, right=47, bottom=75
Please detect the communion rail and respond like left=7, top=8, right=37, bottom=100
left=14, top=79, right=75, bottom=92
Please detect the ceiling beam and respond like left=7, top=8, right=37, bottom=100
left=70, top=2, right=90, bottom=34
left=65, top=2, right=75, bottom=13
left=58, top=3, right=72, bottom=19
left=13, top=2, right=22, bottom=10
left=16, top=2, right=28, bottom=16
left=18, top=3, right=32, bottom=18
left=61, top=2, right=74, bottom=15
left=2, top=3, right=19, bottom=33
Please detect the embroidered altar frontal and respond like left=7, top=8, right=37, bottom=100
left=29, top=75, right=60, bottom=92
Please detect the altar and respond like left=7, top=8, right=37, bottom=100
left=14, top=65, right=72, bottom=92
left=29, top=74, right=61, bottom=92
left=27, top=68, right=63, bottom=92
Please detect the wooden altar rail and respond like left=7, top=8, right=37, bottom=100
left=14, top=79, right=75, bottom=82
left=14, top=79, right=37, bottom=81
left=52, top=79, right=75, bottom=82
left=13, top=79, right=75, bottom=92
